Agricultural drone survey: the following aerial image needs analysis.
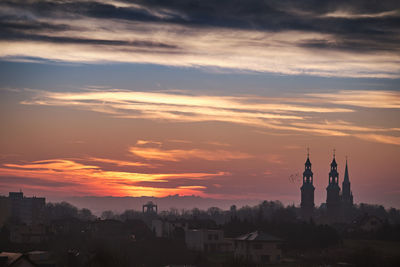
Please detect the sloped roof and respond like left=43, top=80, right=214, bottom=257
left=0, top=252, right=23, bottom=265
left=0, top=252, right=37, bottom=266
left=235, top=231, right=282, bottom=242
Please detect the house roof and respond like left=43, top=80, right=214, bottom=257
left=353, top=213, right=383, bottom=226
left=235, top=231, right=282, bottom=242
left=0, top=252, right=23, bottom=265
left=0, top=252, right=37, bottom=266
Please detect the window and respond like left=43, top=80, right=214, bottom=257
left=208, top=234, right=213, bottom=240
left=214, top=234, right=219, bottom=240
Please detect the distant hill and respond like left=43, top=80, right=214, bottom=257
left=49, top=195, right=261, bottom=215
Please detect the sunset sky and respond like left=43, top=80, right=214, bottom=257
left=0, top=0, right=399, bottom=208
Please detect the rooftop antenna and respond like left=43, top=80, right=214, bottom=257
left=333, top=148, right=336, bottom=159
left=307, top=146, right=310, bottom=158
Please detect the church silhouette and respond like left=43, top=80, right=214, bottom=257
left=300, top=150, right=354, bottom=222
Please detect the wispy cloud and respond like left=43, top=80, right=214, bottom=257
left=136, top=140, right=162, bottom=146
left=354, top=134, right=400, bottom=146
left=262, top=154, right=284, bottom=165
left=307, top=90, right=400, bottom=109
left=177, top=185, right=207, bottom=190
left=21, top=89, right=348, bottom=121
left=291, top=120, right=400, bottom=133
left=129, top=146, right=252, bottom=162
left=323, top=9, right=400, bottom=19
left=20, top=89, right=400, bottom=145
left=87, top=157, right=150, bottom=167
left=205, top=141, right=231, bottom=147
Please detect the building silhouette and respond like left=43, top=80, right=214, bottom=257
left=142, top=201, right=158, bottom=214
left=341, top=158, right=353, bottom=207
left=300, top=150, right=315, bottom=220
left=0, top=192, right=45, bottom=226
left=326, top=152, right=341, bottom=219
left=300, top=150, right=355, bottom=222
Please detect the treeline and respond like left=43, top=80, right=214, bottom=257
left=44, top=202, right=97, bottom=222
left=45, top=200, right=400, bottom=225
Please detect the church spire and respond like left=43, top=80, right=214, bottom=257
left=305, top=147, right=311, bottom=168
left=344, top=157, right=349, bottom=183
left=301, top=148, right=315, bottom=220
left=330, top=149, right=337, bottom=168
left=327, top=149, right=341, bottom=219
left=342, top=156, right=353, bottom=206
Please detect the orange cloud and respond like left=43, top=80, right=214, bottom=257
left=0, top=159, right=226, bottom=197
left=354, top=134, right=400, bottom=146
left=177, top=185, right=207, bottom=189
left=5, top=159, right=98, bottom=171
left=129, top=146, right=252, bottom=162
left=136, top=140, right=162, bottom=146
left=87, top=157, right=150, bottom=167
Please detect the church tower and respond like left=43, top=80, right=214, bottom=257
left=326, top=150, right=341, bottom=218
left=341, top=158, right=353, bottom=206
left=301, top=149, right=315, bottom=220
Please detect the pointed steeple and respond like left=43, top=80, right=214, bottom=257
left=344, top=157, right=349, bottom=183
left=330, top=149, right=337, bottom=168
left=303, top=147, right=312, bottom=182
left=342, top=156, right=353, bottom=206
left=305, top=147, right=311, bottom=167
left=329, top=149, right=338, bottom=182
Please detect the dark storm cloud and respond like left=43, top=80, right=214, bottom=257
left=0, top=29, right=177, bottom=49
left=0, top=15, right=178, bottom=49
left=0, top=0, right=399, bottom=76
left=0, top=20, right=71, bottom=32
left=0, top=0, right=173, bottom=22
left=2, top=0, right=400, bottom=32
left=132, top=0, right=400, bottom=32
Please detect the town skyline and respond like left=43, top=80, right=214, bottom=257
left=0, top=148, right=364, bottom=209
left=0, top=151, right=389, bottom=211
